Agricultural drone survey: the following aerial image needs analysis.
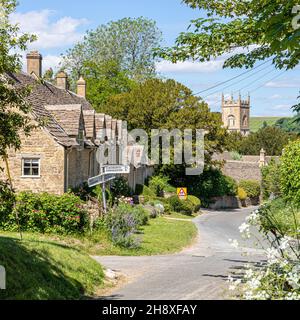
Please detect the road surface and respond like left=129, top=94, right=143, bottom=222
left=94, top=207, right=265, bottom=300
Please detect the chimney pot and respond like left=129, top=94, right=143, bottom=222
left=77, top=76, right=86, bottom=98
left=26, top=50, right=42, bottom=78
left=56, top=71, right=68, bottom=90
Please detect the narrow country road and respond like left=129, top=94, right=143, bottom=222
left=94, top=207, right=265, bottom=300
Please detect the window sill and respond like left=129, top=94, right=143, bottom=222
left=21, top=176, right=41, bottom=179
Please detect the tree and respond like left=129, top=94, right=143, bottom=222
left=84, top=60, right=136, bottom=112
left=275, top=116, right=300, bottom=133
left=0, top=0, right=36, bottom=238
left=159, top=0, right=300, bottom=70
left=0, top=0, right=36, bottom=165
left=239, top=126, right=297, bottom=156
left=61, top=17, right=162, bottom=88
left=43, top=68, right=54, bottom=83
left=101, top=78, right=228, bottom=164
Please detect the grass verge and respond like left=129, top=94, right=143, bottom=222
left=0, top=232, right=104, bottom=300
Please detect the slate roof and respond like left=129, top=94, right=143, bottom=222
left=8, top=71, right=122, bottom=149
left=8, top=71, right=93, bottom=147
left=45, top=104, right=82, bottom=137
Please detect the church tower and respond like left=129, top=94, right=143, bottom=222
left=221, top=94, right=250, bottom=136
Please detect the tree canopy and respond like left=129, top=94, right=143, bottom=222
left=100, top=78, right=228, bottom=158
left=0, top=0, right=36, bottom=160
left=61, top=17, right=162, bottom=89
left=159, top=0, right=300, bottom=70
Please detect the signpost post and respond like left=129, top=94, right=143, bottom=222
left=88, top=165, right=131, bottom=213
left=88, top=173, right=116, bottom=213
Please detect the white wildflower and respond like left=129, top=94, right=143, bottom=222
left=266, top=247, right=280, bottom=265
left=278, top=236, right=291, bottom=250
left=229, top=238, right=239, bottom=249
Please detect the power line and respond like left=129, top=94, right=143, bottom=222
left=194, top=58, right=273, bottom=96
left=249, top=70, right=287, bottom=93
left=232, top=68, right=278, bottom=94
left=201, top=62, right=274, bottom=99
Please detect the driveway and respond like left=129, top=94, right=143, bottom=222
left=94, top=207, right=265, bottom=300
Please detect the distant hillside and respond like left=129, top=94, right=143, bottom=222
left=250, top=117, right=286, bottom=132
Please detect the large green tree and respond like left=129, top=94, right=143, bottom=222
left=159, top=0, right=300, bottom=70
left=84, top=60, right=136, bottom=112
left=100, top=78, right=228, bottom=162
left=0, top=0, right=35, bottom=165
left=238, top=126, right=297, bottom=156
left=61, top=17, right=162, bottom=89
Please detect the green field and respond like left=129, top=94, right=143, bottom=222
left=250, top=117, right=285, bottom=132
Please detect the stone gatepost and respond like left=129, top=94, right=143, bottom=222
left=259, top=148, right=266, bottom=167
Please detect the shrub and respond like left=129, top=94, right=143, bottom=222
left=105, top=204, right=141, bottom=248
left=261, top=158, right=282, bottom=200
left=237, top=187, right=247, bottom=201
left=135, top=184, right=144, bottom=195
left=2, top=192, right=88, bottom=234
left=168, top=196, right=194, bottom=216
left=280, top=139, right=300, bottom=205
left=187, top=195, right=201, bottom=212
left=141, top=185, right=156, bottom=202
left=149, top=175, right=170, bottom=197
left=239, top=180, right=261, bottom=198
left=230, top=151, right=242, bottom=160
left=190, top=169, right=238, bottom=205
left=110, top=176, right=133, bottom=199
left=131, top=205, right=149, bottom=226
left=0, top=181, right=15, bottom=225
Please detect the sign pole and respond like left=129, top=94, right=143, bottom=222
left=102, top=181, right=107, bottom=214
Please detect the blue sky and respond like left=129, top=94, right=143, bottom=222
left=14, top=0, right=300, bottom=117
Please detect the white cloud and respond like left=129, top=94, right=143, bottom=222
left=272, top=104, right=292, bottom=110
left=269, top=94, right=282, bottom=99
left=10, top=10, right=88, bottom=49
left=265, top=79, right=300, bottom=88
left=156, top=59, right=224, bottom=74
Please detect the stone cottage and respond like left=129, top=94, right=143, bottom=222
left=0, top=51, right=151, bottom=194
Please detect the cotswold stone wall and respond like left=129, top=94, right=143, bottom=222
left=214, top=152, right=280, bottom=182
left=67, top=148, right=94, bottom=189
left=0, top=127, right=65, bottom=194
left=222, top=161, right=262, bottom=182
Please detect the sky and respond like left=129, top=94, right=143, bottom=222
left=13, top=0, right=300, bottom=117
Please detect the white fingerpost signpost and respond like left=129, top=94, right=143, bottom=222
left=87, top=165, right=130, bottom=213
left=88, top=172, right=116, bottom=213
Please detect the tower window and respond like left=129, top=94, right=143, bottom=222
left=228, top=115, right=235, bottom=127
left=243, top=115, right=248, bottom=127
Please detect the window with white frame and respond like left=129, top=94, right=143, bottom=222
left=22, top=158, right=40, bottom=177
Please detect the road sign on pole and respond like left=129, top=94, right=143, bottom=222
left=102, top=165, right=130, bottom=174
left=88, top=173, right=116, bottom=188
left=88, top=173, right=116, bottom=214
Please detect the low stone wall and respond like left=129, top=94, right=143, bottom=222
left=222, top=160, right=262, bottom=182
left=209, top=196, right=241, bottom=209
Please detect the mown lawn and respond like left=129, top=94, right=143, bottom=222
left=0, top=232, right=105, bottom=300
left=27, top=216, right=198, bottom=257
left=0, top=215, right=197, bottom=299
left=167, top=211, right=200, bottom=220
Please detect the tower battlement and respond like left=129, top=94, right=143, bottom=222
left=221, top=94, right=250, bottom=136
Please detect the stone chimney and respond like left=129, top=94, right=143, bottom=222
left=26, top=51, right=42, bottom=78
left=77, top=76, right=86, bottom=98
left=56, top=71, right=68, bottom=90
